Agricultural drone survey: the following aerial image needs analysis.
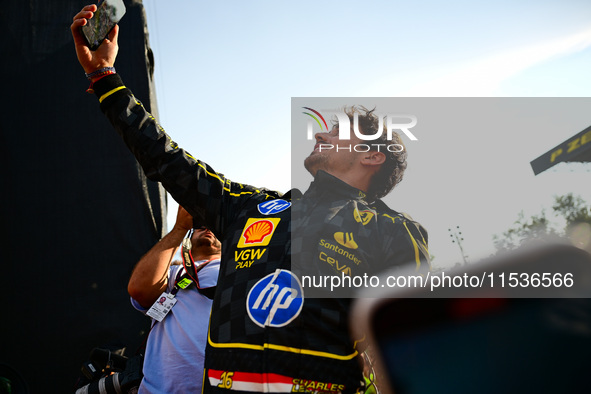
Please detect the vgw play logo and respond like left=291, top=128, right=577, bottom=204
left=302, top=107, right=418, bottom=153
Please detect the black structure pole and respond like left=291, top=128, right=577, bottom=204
left=0, top=1, right=166, bottom=391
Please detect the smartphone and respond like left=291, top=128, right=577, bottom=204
left=80, top=0, right=127, bottom=51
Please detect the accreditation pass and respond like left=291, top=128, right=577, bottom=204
left=146, top=292, right=177, bottom=322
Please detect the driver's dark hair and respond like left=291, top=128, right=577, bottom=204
left=337, top=106, right=407, bottom=201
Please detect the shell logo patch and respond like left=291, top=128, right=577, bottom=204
left=237, top=218, right=281, bottom=248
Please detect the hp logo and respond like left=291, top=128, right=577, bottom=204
left=246, top=270, right=304, bottom=328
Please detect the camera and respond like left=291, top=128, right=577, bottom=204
left=0, top=363, right=29, bottom=394
left=74, top=347, right=142, bottom=394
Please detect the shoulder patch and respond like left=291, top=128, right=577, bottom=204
left=257, top=199, right=291, bottom=215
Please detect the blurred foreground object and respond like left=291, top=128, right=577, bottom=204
left=351, top=244, right=591, bottom=394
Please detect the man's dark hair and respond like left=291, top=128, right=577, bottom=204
left=339, top=106, right=407, bottom=201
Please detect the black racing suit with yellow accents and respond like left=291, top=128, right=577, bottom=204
left=93, top=75, right=430, bottom=394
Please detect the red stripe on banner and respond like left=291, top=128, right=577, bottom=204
left=208, top=368, right=224, bottom=380
left=208, top=369, right=294, bottom=384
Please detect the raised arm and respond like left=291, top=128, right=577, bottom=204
left=128, top=206, right=193, bottom=308
left=70, top=5, right=270, bottom=238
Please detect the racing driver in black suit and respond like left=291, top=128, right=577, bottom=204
left=71, top=5, right=430, bottom=393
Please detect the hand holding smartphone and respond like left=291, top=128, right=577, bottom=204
left=80, top=0, right=126, bottom=51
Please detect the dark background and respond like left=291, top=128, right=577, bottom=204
left=0, top=1, right=166, bottom=391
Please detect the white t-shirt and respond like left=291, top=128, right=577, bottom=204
left=131, top=259, right=220, bottom=394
